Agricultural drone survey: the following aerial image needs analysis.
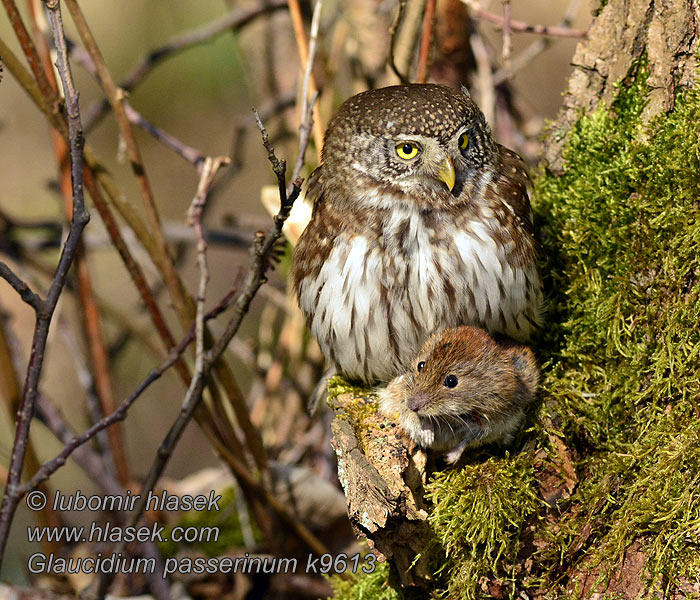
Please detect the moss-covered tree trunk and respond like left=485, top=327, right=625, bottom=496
left=329, top=1, right=700, bottom=598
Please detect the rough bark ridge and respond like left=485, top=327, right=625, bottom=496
left=329, top=392, right=433, bottom=587
left=328, top=0, right=700, bottom=597
left=543, top=0, right=699, bottom=172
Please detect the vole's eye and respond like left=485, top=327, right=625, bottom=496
left=444, top=374, right=458, bottom=388
left=396, top=142, right=421, bottom=160
left=417, top=361, right=425, bottom=372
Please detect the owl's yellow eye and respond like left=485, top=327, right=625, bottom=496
left=396, top=142, right=420, bottom=160
left=458, top=132, right=469, bottom=150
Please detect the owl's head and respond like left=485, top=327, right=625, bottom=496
left=321, top=84, right=497, bottom=206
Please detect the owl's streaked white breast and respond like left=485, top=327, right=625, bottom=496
left=297, top=198, right=541, bottom=382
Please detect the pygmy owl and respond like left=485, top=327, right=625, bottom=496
left=291, top=84, right=542, bottom=384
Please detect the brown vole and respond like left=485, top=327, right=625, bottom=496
left=378, top=326, right=539, bottom=463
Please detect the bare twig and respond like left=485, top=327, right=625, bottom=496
left=68, top=43, right=206, bottom=169
left=501, top=0, right=512, bottom=76
left=0, top=306, right=60, bottom=553
left=462, top=0, right=587, bottom=38
left=416, top=0, right=437, bottom=83
left=15, top=286, right=232, bottom=502
left=0, top=0, right=90, bottom=565
left=292, top=92, right=319, bottom=188
left=30, top=1, right=130, bottom=487
left=492, top=0, right=582, bottom=85
left=296, top=0, right=322, bottom=170
left=187, top=156, right=230, bottom=380
left=469, top=26, right=496, bottom=125
left=0, top=262, right=44, bottom=310
left=90, top=122, right=312, bottom=596
left=2, top=4, right=272, bottom=577
left=1, top=0, right=54, bottom=101
left=229, top=92, right=296, bottom=171
left=81, top=0, right=288, bottom=131
left=35, top=395, right=124, bottom=498
left=63, top=0, right=190, bottom=329
left=63, top=1, right=268, bottom=489
left=388, top=0, right=411, bottom=84
left=288, top=0, right=324, bottom=156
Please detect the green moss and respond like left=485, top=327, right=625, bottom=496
left=426, top=452, right=541, bottom=598
left=532, top=64, right=700, bottom=592
left=328, top=375, right=374, bottom=402
left=334, top=62, right=700, bottom=598
left=328, top=562, right=402, bottom=600
left=328, top=376, right=379, bottom=431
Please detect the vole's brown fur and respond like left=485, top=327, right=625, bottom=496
left=378, top=326, right=539, bottom=462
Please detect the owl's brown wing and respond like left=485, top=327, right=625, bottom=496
left=291, top=165, right=341, bottom=295
left=496, top=145, right=534, bottom=236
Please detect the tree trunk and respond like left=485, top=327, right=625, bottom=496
left=329, top=1, right=700, bottom=598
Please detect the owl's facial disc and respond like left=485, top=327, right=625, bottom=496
left=392, top=136, right=456, bottom=192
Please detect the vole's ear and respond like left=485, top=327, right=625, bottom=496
left=509, top=346, right=539, bottom=402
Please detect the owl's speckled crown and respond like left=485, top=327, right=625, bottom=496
left=323, top=84, right=483, bottom=154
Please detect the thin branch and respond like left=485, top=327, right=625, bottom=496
left=469, top=25, right=496, bottom=126
left=15, top=280, right=233, bottom=501
left=34, top=395, right=124, bottom=498
left=81, top=0, right=288, bottom=131
left=0, top=262, right=44, bottom=311
left=207, top=111, right=304, bottom=366
left=0, top=0, right=89, bottom=565
left=68, top=43, right=206, bottom=169
left=0, top=0, right=55, bottom=102
left=287, top=0, right=324, bottom=156
left=296, top=0, right=322, bottom=169
left=416, top=0, right=437, bottom=83
left=492, top=0, right=582, bottom=86
left=63, top=3, right=265, bottom=487
left=501, top=0, right=512, bottom=77
left=31, top=2, right=130, bottom=487
left=2, top=4, right=271, bottom=567
left=292, top=92, right=319, bottom=188
left=388, top=0, right=411, bottom=84
left=187, top=156, right=230, bottom=379
left=64, top=0, right=192, bottom=337
left=462, top=0, right=587, bottom=38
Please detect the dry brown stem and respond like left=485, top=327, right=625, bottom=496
left=416, top=0, right=437, bottom=83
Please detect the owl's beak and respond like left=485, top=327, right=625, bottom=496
left=436, top=157, right=456, bottom=191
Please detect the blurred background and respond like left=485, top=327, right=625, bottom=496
left=0, top=0, right=592, bottom=597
